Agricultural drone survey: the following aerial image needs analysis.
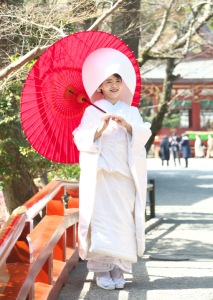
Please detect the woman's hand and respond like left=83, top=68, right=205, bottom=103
left=94, top=113, right=113, bottom=141
left=111, top=115, right=132, bottom=135
left=100, top=112, right=113, bottom=132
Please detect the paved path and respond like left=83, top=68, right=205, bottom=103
left=58, top=158, right=213, bottom=300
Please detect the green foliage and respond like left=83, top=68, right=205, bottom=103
left=48, top=164, right=81, bottom=182
left=142, top=115, right=154, bottom=124
left=0, top=80, right=56, bottom=189
left=142, top=112, right=180, bottom=128
left=0, top=79, right=81, bottom=190
left=0, top=82, right=23, bottom=188
left=162, top=113, right=180, bottom=128
left=209, top=17, right=213, bottom=31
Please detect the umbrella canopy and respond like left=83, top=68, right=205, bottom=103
left=21, top=31, right=141, bottom=164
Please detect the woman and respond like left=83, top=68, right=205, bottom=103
left=170, top=133, right=181, bottom=166
left=207, top=135, right=213, bottom=159
left=160, top=135, right=170, bottom=166
left=73, top=48, right=151, bottom=290
left=195, top=135, right=205, bottom=158
left=181, top=133, right=191, bottom=168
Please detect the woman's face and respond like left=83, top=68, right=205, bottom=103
left=98, top=74, right=122, bottom=100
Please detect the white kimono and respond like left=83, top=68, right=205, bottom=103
left=195, top=136, right=205, bottom=158
left=73, top=99, right=151, bottom=272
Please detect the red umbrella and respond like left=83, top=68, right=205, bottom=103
left=21, top=31, right=141, bottom=164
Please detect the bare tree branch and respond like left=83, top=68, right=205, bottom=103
left=192, top=1, right=213, bottom=9
left=19, top=17, right=67, bottom=38
left=143, top=0, right=174, bottom=52
left=87, top=0, right=126, bottom=30
left=140, top=2, right=213, bottom=66
left=182, top=20, right=193, bottom=56
left=163, top=3, right=213, bottom=52
left=0, top=1, right=126, bottom=83
left=148, top=51, right=185, bottom=59
left=0, top=45, right=50, bottom=81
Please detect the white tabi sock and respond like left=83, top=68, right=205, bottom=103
left=110, top=268, right=126, bottom=285
left=97, top=271, right=114, bottom=287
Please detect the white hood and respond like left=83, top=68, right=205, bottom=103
left=82, top=48, right=136, bottom=106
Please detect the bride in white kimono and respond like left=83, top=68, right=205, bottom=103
left=73, top=48, right=151, bottom=290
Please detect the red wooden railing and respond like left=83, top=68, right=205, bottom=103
left=0, top=179, right=80, bottom=300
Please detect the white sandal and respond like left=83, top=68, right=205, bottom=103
left=96, top=276, right=115, bottom=290
left=111, top=276, right=125, bottom=289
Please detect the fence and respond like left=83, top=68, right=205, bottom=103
left=147, top=179, right=155, bottom=219
left=0, top=179, right=79, bottom=300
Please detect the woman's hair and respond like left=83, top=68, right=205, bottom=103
left=113, top=73, right=122, bottom=80
left=99, top=73, right=122, bottom=94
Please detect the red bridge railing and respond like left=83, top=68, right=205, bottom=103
left=0, top=179, right=79, bottom=300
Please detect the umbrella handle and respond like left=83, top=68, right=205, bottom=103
left=82, top=98, right=106, bottom=114
left=68, top=89, right=106, bottom=113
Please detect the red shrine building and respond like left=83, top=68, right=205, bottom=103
left=142, top=56, right=213, bottom=133
left=140, top=26, right=213, bottom=156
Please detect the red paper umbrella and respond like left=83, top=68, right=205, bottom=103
left=21, top=31, right=141, bottom=164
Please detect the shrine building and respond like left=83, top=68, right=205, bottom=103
left=141, top=48, right=213, bottom=157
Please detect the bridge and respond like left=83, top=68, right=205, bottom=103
left=0, top=180, right=80, bottom=300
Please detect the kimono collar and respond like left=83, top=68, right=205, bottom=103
left=94, top=99, right=130, bottom=117
left=98, top=99, right=122, bottom=113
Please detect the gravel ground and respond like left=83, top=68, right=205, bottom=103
left=58, top=158, right=213, bottom=300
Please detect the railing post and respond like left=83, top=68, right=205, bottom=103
left=46, top=196, right=66, bottom=262
left=0, top=263, right=9, bottom=296
left=6, top=220, right=33, bottom=264
left=67, top=224, right=76, bottom=249
left=26, top=284, right=35, bottom=300
left=53, top=232, right=66, bottom=262
left=149, top=179, right=155, bottom=218
left=35, top=252, right=53, bottom=285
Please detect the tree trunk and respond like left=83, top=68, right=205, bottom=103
left=2, top=169, right=41, bottom=224
left=39, top=169, right=48, bottom=218
left=145, top=58, right=180, bottom=152
left=40, top=169, right=49, bottom=188
left=112, top=0, right=140, bottom=58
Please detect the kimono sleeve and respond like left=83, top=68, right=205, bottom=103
left=72, top=107, right=100, bottom=153
left=129, top=107, right=152, bottom=154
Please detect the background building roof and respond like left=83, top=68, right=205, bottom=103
left=141, top=58, right=213, bottom=83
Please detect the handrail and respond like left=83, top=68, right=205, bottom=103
left=0, top=178, right=155, bottom=299
left=0, top=179, right=79, bottom=300
left=0, top=180, right=78, bottom=270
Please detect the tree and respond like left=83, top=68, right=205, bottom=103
left=112, top=0, right=140, bottom=57
left=0, top=81, right=44, bottom=221
left=138, top=1, right=213, bottom=151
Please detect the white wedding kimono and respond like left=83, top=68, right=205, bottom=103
left=73, top=99, right=151, bottom=272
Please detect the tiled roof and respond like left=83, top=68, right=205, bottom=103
left=141, top=58, right=213, bottom=82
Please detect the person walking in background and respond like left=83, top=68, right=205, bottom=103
left=181, top=133, right=191, bottom=168
left=207, top=135, right=213, bottom=158
left=195, top=135, right=205, bottom=158
left=160, top=135, right=170, bottom=166
left=170, top=132, right=181, bottom=166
